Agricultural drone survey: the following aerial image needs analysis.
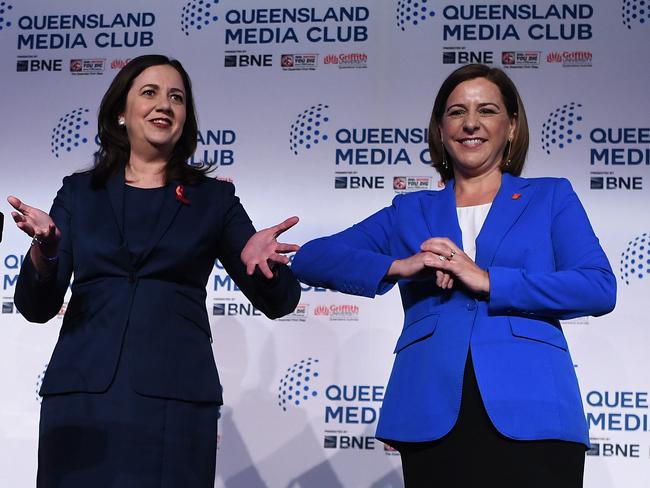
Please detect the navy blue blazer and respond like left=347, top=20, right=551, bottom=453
left=15, top=169, right=300, bottom=404
left=292, top=173, right=616, bottom=446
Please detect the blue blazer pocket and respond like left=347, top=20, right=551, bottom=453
left=509, top=316, right=568, bottom=351
left=394, top=310, right=440, bottom=353
left=175, top=289, right=212, bottom=339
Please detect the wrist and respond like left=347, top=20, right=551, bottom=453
left=31, top=235, right=59, bottom=261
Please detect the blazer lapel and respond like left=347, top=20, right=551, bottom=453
left=135, top=181, right=183, bottom=266
left=475, top=173, right=534, bottom=268
left=419, top=181, right=464, bottom=251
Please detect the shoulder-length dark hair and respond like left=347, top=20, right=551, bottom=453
left=428, top=64, right=529, bottom=182
left=92, top=54, right=207, bottom=188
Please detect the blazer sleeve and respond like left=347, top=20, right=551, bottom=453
left=487, top=178, right=616, bottom=320
left=14, top=176, right=75, bottom=323
left=291, top=196, right=400, bottom=298
left=216, top=183, right=300, bottom=319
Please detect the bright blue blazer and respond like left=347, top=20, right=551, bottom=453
left=292, top=173, right=616, bottom=446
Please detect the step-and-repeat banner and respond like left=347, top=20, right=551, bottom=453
left=0, top=1, right=648, bottom=486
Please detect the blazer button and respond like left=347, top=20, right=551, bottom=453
left=127, top=273, right=136, bottom=283
left=466, top=301, right=477, bottom=311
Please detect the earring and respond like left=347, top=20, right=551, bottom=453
left=442, top=150, right=449, bottom=170
left=504, top=138, right=512, bottom=166
left=118, top=117, right=125, bottom=127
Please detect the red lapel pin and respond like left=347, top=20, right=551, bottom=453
left=511, top=193, right=521, bottom=200
left=176, top=185, right=190, bottom=205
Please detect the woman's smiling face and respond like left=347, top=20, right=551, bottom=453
left=439, top=77, right=516, bottom=178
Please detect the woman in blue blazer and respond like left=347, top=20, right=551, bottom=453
left=292, top=64, right=616, bottom=487
left=8, top=55, right=300, bottom=487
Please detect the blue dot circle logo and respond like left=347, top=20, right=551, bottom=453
left=35, top=363, right=48, bottom=403
left=50, top=108, right=91, bottom=158
left=622, top=0, right=649, bottom=29
left=620, top=233, right=650, bottom=285
left=0, top=1, right=14, bottom=32
left=541, top=102, right=583, bottom=155
left=396, top=0, right=435, bottom=31
left=278, top=358, right=320, bottom=412
left=181, top=0, right=219, bottom=36
left=289, top=104, right=330, bottom=156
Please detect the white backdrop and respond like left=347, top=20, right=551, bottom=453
left=0, top=1, right=648, bottom=486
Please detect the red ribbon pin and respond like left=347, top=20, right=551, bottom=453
left=175, top=185, right=190, bottom=205
left=511, top=193, right=521, bottom=200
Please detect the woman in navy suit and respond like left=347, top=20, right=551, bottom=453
left=8, top=55, right=301, bottom=487
left=292, top=64, right=616, bottom=487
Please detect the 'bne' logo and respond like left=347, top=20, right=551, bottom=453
left=278, top=357, right=320, bottom=412
left=289, top=104, right=330, bottom=155
left=396, top=0, right=435, bottom=31
left=622, top=0, right=649, bottom=29
left=50, top=108, right=91, bottom=158
left=620, top=233, right=650, bottom=285
left=181, top=0, right=219, bottom=36
left=541, top=102, right=583, bottom=155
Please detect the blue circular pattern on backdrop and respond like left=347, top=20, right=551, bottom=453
left=181, top=0, right=219, bottom=36
left=0, top=2, right=13, bottom=31
left=620, top=233, right=650, bottom=285
left=622, top=0, right=649, bottom=28
left=278, top=358, right=320, bottom=411
left=396, top=0, right=435, bottom=31
left=289, top=104, right=330, bottom=155
left=541, top=102, right=583, bottom=155
left=50, top=108, right=90, bottom=158
left=35, top=363, right=48, bottom=403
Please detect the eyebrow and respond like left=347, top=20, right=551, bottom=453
left=446, top=102, right=501, bottom=111
left=139, top=83, right=185, bottom=94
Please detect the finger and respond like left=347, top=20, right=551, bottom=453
left=441, top=273, right=451, bottom=289
left=7, top=195, right=23, bottom=211
left=245, top=260, right=257, bottom=276
left=272, top=216, right=300, bottom=237
left=11, top=211, right=26, bottom=223
left=257, top=260, right=275, bottom=280
left=275, top=242, right=300, bottom=254
left=7, top=195, right=31, bottom=214
left=446, top=278, right=454, bottom=289
left=435, top=270, right=444, bottom=288
left=268, top=253, right=290, bottom=265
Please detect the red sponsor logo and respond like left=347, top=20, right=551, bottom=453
left=314, top=304, right=359, bottom=317
left=111, top=58, right=131, bottom=69
left=324, top=53, right=368, bottom=67
left=546, top=51, right=592, bottom=64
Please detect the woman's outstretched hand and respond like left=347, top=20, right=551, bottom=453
left=7, top=196, right=60, bottom=257
left=241, top=216, right=300, bottom=279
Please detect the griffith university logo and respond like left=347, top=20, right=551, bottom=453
left=541, top=102, right=584, bottom=155
left=289, top=104, right=330, bottom=155
left=396, top=0, right=436, bottom=31
left=181, top=0, right=219, bottom=36
left=50, top=108, right=91, bottom=158
left=620, top=233, right=650, bottom=285
left=0, top=1, right=13, bottom=32
left=277, top=357, right=320, bottom=412
left=622, top=0, right=649, bottom=29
